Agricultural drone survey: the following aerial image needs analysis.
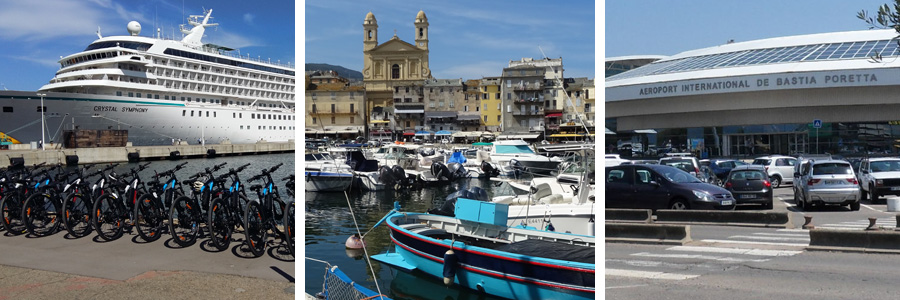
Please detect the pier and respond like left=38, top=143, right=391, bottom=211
left=0, top=140, right=295, bottom=168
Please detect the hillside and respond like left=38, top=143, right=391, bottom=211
left=305, top=63, right=363, bottom=81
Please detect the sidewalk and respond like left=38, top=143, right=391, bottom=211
left=0, top=264, right=294, bottom=300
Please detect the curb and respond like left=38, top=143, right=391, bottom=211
left=655, top=210, right=793, bottom=228
left=605, top=223, right=691, bottom=245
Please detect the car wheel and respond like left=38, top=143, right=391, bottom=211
left=860, top=186, right=868, bottom=201
left=870, top=186, right=879, bottom=204
left=850, top=201, right=860, bottom=211
left=770, top=175, right=782, bottom=188
left=669, top=200, right=689, bottom=210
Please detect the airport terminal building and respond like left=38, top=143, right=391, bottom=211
left=606, top=29, right=900, bottom=158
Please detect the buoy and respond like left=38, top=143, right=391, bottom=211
left=345, top=233, right=366, bottom=249
left=442, top=249, right=458, bottom=286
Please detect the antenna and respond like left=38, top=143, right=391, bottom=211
left=538, top=46, right=592, bottom=142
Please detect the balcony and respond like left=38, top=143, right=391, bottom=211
left=310, top=110, right=358, bottom=116
left=514, top=97, right=542, bottom=103
left=512, top=108, right=544, bottom=116
left=514, top=83, right=543, bottom=91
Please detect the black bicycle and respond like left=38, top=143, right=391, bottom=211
left=22, top=164, right=75, bottom=237
left=1, top=163, right=49, bottom=236
left=62, top=163, right=117, bottom=238
left=243, top=163, right=286, bottom=257
left=207, top=163, right=251, bottom=251
left=282, top=174, right=295, bottom=257
left=92, top=162, right=150, bottom=241
left=169, top=162, right=227, bottom=247
left=133, top=162, right=188, bottom=242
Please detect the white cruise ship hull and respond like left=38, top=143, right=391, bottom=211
left=0, top=91, right=294, bottom=146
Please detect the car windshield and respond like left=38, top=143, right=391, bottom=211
left=730, top=170, right=765, bottom=180
left=663, top=161, right=693, bottom=173
left=812, top=163, right=853, bottom=175
left=869, top=161, right=900, bottom=172
left=659, top=167, right=701, bottom=183
left=751, top=159, right=770, bottom=165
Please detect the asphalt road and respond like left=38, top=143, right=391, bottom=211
left=607, top=184, right=900, bottom=299
left=0, top=226, right=294, bottom=299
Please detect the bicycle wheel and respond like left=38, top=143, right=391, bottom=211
left=22, top=193, right=61, bottom=237
left=92, top=194, right=125, bottom=241
left=169, top=196, right=199, bottom=247
left=1, top=193, right=26, bottom=235
left=134, top=193, right=164, bottom=242
left=208, top=197, right=232, bottom=251
left=63, top=193, right=93, bottom=238
left=244, top=200, right=267, bottom=257
left=283, top=201, right=294, bottom=257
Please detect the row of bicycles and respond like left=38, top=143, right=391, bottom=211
left=0, top=161, right=295, bottom=258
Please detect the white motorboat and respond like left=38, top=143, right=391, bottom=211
left=489, top=140, right=562, bottom=176
left=304, top=152, right=354, bottom=192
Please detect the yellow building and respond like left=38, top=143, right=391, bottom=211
left=480, top=77, right=502, bottom=132
left=362, top=10, right=432, bottom=138
left=304, top=81, right=366, bottom=139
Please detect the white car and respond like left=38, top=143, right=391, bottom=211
left=857, top=157, right=900, bottom=204
left=751, top=155, right=796, bottom=188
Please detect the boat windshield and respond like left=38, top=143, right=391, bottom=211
left=305, top=153, right=333, bottom=161
left=495, top=145, right=535, bottom=154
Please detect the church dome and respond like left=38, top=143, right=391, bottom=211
left=416, top=10, right=427, bottom=21
left=365, top=12, right=376, bottom=23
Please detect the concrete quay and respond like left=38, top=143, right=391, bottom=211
left=0, top=140, right=294, bottom=168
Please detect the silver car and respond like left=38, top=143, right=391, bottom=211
left=796, top=159, right=860, bottom=211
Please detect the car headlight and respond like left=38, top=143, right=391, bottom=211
left=876, top=179, right=884, bottom=186
left=693, top=190, right=715, bottom=202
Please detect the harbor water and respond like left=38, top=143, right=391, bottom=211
left=305, top=178, right=516, bottom=300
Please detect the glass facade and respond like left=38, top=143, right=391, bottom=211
left=607, top=121, right=900, bottom=159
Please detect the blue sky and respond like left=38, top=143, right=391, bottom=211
left=304, top=0, right=596, bottom=81
left=606, top=0, right=897, bottom=58
left=0, top=0, right=294, bottom=91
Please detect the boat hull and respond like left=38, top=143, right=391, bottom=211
left=304, top=171, right=353, bottom=192
left=505, top=203, right=596, bottom=236
left=0, top=91, right=294, bottom=146
left=385, top=214, right=595, bottom=300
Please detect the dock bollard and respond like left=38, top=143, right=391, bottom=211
left=866, top=217, right=879, bottom=231
left=802, top=215, right=814, bottom=229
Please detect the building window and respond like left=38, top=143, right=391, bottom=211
left=496, top=93, right=500, bottom=99
left=350, top=117, right=355, bottom=123
left=484, top=116, right=488, bottom=122
left=350, top=103, right=354, bottom=113
left=506, top=93, right=511, bottom=100
left=464, top=106, right=468, bottom=112
left=497, top=115, right=501, bottom=122
left=312, top=117, right=316, bottom=124
left=331, top=92, right=336, bottom=99
left=311, top=104, right=316, bottom=113
left=406, top=87, right=409, bottom=93
left=484, top=104, right=487, bottom=111
left=476, top=106, right=479, bottom=112
left=331, top=117, right=335, bottom=124
left=391, top=64, right=400, bottom=79
left=331, top=104, right=335, bottom=113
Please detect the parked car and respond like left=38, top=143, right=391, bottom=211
left=606, top=164, right=736, bottom=210
left=699, top=165, right=720, bottom=186
left=724, top=165, right=773, bottom=209
left=794, top=159, right=860, bottom=211
left=793, top=154, right=833, bottom=201
left=708, top=159, right=747, bottom=182
left=857, top=157, right=900, bottom=204
left=659, top=156, right=702, bottom=178
left=751, top=155, right=797, bottom=188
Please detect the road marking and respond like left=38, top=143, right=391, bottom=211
left=666, top=245, right=803, bottom=257
left=700, top=239, right=809, bottom=247
left=606, top=268, right=699, bottom=280
left=630, top=252, right=769, bottom=263
left=727, top=235, right=810, bottom=242
left=750, top=232, right=809, bottom=237
left=606, top=258, right=720, bottom=270
left=777, top=228, right=809, bottom=233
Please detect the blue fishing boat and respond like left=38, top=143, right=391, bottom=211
left=372, top=199, right=595, bottom=299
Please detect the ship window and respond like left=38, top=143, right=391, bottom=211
left=116, top=91, right=122, bottom=96
left=183, top=110, right=186, bottom=116
left=213, top=112, right=216, bottom=117
left=187, top=97, right=191, bottom=102
left=136, top=93, right=141, bottom=98
left=128, top=92, right=134, bottom=97
left=240, top=126, right=243, bottom=130
left=148, top=94, right=152, bottom=99
left=206, top=112, right=209, bottom=117
left=251, top=114, right=255, bottom=119
left=239, top=113, right=242, bottom=118
left=233, top=113, right=235, bottom=118
left=3, top=107, right=12, bottom=113
left=190, top=111, right=194, bottom=117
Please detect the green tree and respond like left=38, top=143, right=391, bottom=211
left=858, top=1, right=900, bottom=60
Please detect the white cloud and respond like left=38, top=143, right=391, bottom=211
left=0, top=1, right=112, bottom=41
left=5, top=55, right=60, bottom=68
left=243, top=13, right=255, bottom=24
left=206, top=30, right=260, bottom=49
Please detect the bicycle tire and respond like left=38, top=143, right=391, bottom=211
left=207, top=197, right=232, bottom=251
left=62, top=193, right=93, bottom=238
left=1, top=193, right=26, bottom=235
left=244, top=200, right=266, bottom=257
left=284, top=201, right=294, bottom=257
left=92, top=194, right=125, bottom=241
left=22, top=193, right=61, bottom=237
left=134, top=193, right=164, bottom=242
left=169, top=196, right=199, bottom=247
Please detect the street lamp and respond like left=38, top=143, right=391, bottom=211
left=36, top=93, right=46, bottom=150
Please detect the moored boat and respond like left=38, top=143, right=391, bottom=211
left=372, top=200, right=595, bottom=300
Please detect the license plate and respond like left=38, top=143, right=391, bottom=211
left=740, top=194, right=756, bottom=199
left=721, top=200, right=733, bottom=206
left=825, top=180, right=842, bottom=185
left=891, top=187, right=900, bottom=191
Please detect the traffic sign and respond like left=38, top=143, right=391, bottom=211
left=813, top=119, right=822, bottom=129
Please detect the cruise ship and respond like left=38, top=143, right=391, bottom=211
left=0, top=9, right=295, bottom=146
